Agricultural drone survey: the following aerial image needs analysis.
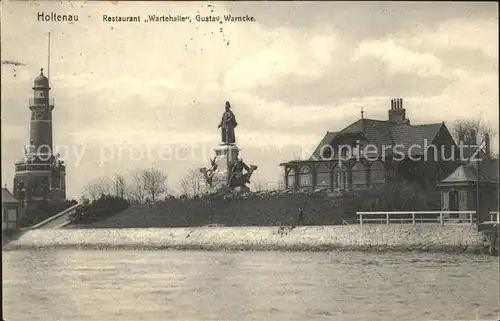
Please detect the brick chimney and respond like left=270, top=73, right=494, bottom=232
left=388, top=98, right=409, bottom=125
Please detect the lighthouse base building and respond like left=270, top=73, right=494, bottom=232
left=13, top=69, right=66, bottom=207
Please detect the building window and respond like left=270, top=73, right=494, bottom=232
left=3, top=208, right=17, bottom=228
left=299, top=165, right=313, bottom=187
left=316, top=164, right=331, bottom=188
left=286, top=168, right=296, bottom=188
left=352, top=162, right=368, bottom=186
left=370, top=161, right=385, bottom=184
left=340, top=146, right=349, bottom=157
left=7, top=208, right=17, bottom=221
left=321, top=146, right=332, bottom=160
left=334, top=163, right=348, bottom=189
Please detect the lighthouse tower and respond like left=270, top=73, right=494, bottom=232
left=13, top=68, right=66, bottom=207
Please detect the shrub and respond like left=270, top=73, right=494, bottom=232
left=340, top=182, right=441, bottom=221
left=71, top=194, right=129, bottom=224
left=18, top=199, right=78, bottom=228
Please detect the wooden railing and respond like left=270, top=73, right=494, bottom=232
left=22, top=202, right=82, bottom=230
left=357, top=211, right=477, bottom=226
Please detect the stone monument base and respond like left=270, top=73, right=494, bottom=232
left=210, top=143, right=240, bottom=190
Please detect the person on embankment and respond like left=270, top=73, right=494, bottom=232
left=297, top=208, right=304, bottom=226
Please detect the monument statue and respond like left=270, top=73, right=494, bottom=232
left=228, top=158, right=257, bottom=189
left=199, top=100, right=257, bottom=194
left=199, top=157, right=218, bottom=187
left=218, top=101, right=237, bottom=144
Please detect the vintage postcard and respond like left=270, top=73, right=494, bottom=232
left=1, top=1, right=499, bottom=321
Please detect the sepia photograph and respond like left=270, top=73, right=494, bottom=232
left=1, top=1, right=499, bottom=320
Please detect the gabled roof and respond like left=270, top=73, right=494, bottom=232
left=439, top=160, right=498, bottom=185
left=439, top=165, right=488, bottom=184
left=391, top=123, right=444, bottom=147
left=1, top=188, right=20, bottom=204
left=364, top=119, right=397, bottom=147
left=310, top=131, right=338, bottom=160
left=339, top=119, right=396, bottom=148
left=307, top=118, right=447, bottom=160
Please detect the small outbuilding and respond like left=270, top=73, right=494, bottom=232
left=2, top=188, right=22, bottom=230
left=437, top=159, right=498, bottom=222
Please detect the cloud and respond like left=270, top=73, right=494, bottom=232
left=409, top=18, right=499, bottom=59
left=223, top=26, right=338, bottom=91
left=351, top=39, right=443, bottom=77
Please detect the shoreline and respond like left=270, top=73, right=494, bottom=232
left=3, top=225, right=495, bottom=255
left=2, top=242, right=489, bottom=254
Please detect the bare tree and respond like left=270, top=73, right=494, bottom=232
left=112, top=174, right=126, bottom=198
left=451, top=117, right=497, bottom=144
left=84, top=183, right=100, bottom=201
left=127, top=170, right=147, bottom=204
left=84, top=176, right=112, bottom=201
left=179, top=169, right=207, bottom=196
left=140, top=167, right=168, bottom=202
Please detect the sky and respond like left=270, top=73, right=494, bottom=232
left=1, top=1, right=498, bottom=199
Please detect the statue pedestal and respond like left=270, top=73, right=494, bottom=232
left=211, top=143, right=240, bottom=190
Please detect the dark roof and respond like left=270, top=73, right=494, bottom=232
left=310, top=131, right=338, bottom=160
left=439, top=159, right=499, bottom=185
left=33, top=69, right=49, bottom=88
left=391, top=123, right=443, bottom=147
left=1, top=188, right=20, bottom=204
left=439, top=165, right=490, bottom=184
left=306, top=117, right=446, bottom=160
left=363, top=119, right=396, bottom=147
left=338, top=119, right=396, bottom=149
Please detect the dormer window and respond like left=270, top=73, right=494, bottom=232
left=321, top=146, right=332, bottom=159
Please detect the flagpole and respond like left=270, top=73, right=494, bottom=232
left=48, top=31, right=51, bottom=82
left=476, top=158, right=481, bottom=227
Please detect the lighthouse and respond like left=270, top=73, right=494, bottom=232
left=13, top=68, right=66, bottom=207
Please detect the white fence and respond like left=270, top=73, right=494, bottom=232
left=357, top=211, right=477, bottom=226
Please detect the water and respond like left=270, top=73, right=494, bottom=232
left=3, top=249, right=499, bottom=321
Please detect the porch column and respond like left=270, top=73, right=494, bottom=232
left=312, top=164, right=317, bottom=190
left=284, top=166, right=289, bottom=190
left=294, top=166, right=299, bottom=191
left=347, top=164, right=353, bottom=190
left=329, top=169, right=334, bottom=191
left=441, top=190, right=449, bottom=211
